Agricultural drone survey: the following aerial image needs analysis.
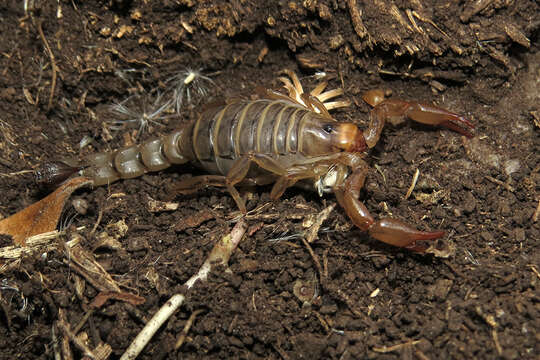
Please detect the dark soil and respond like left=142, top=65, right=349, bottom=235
left=0, top=1, right=538, bottom=359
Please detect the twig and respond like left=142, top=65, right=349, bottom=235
left=0, top=170, right=33, bottom=177
left=485, top=175, right=514, bottom=192
left=373, top=339, right=421, bottom=353
left=304, top=204, right=335, bottom=243
left=174, top=309, right=204, bottom=350
left=301, top=238, right=323, bottom=288
left=272, top=343, right=291, bottom=360
left=532, top=199, right=540, bottom=222
left=185, top=219, right=247, bottom=288
left=36, top=20, right=57, bottom=111
left=52, top=323, right=62, bottom=360
left=119, top=294, right=185, bottom=360
left=120, top=220, right=248, bottom=360
left=347, top=0, right=369, bottom=41
left=405, top=168, right=420, bottom=199
left=73, top=309, right=94, bottom=335
left=89, top=208, right=103, bottom=238
left=57, top=309, right=97, bottom=360
left=528, top=265, right=540, bottom=280
left=492, top=329, right=503, bottom=356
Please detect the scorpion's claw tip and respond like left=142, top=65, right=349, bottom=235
left=441, top=118, right=475, bottom=138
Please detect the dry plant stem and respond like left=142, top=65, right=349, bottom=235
left=52, top=324, right=63, bottom=360
left=64, top=241, right=121, bottom=293
left=119, top=294, right=185, bottom=360
left=532, top=199, right=540, bottom=222
left=174, top=309, right=204, bottom=350
left=373, top=339, right=421, bottom=353
left=89, top=208, right=103, bottom=238
left=120, top=220, right=247, bottom=360
left=61, top=333, right=73, bottom=360
left=529, top=265, right=540, bottom=280
left=272, top=343, right=291, bottom=360
left=73, top=309, right=94, bottom=335
left=36, top=20, right=57, bottom=111
left=484, top=175, right=514, bottom=192
left=405, top=168, right=420, bottom=199
left=58, top=309, right=97, bottom=360
left=185, top=219, right=248, bottom=288
left=347, top=0, right=368, bottom=40
left=301, top=238, right=323, bottom=287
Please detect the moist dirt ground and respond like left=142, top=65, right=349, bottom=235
left=0, top=1, right=538, bottom=359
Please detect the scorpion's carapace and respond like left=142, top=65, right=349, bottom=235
left=37, top=70, right=475, bottom=252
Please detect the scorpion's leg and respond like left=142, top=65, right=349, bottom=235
left=172, top=154, right=295, bottom=213
left=172, top=172, right=248, bottom=213
left=171, top=175, right=229, bottom=195
left=226, top=154, right=341, bottom=211
left=362, top=90, right=475, bottom=148
left=334, top=161, right=444, bottom=252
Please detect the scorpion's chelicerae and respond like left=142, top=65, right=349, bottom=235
left=37, top=71, right=475, bottom=252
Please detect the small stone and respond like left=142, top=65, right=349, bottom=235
left=319, top=304, right=338, bottom=314
left=427, top=279, right=453, bottom=301
left=228, top=336, right=243, bottom=348
left=462, top=192, right=477, bottom=213
left=127, top=237, right=149, bottom=252
left=512, top=228, right=525, bottom=242
left=370, top=255, right=390, bottom=269
left=504, top=159, right=520, bottom=175
left=480, top=231, right=494, bottom=243
left=424, top=317, right=446, bottom=340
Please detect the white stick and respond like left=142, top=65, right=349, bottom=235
left=119, top=294, right=185, bottom=360
left=185, top=220, right=247, bottom=288
left=119, top=219, right=247, bottom=360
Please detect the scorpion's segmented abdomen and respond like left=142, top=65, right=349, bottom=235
left=192, top=99, right=311, bottom=175
left=81, top=126, right=194, bottom=186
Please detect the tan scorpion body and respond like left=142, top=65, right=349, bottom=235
left=37, top=71, right=475, bottom=252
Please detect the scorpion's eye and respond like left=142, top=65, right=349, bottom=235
left=323, top=124, right=334, bottom=134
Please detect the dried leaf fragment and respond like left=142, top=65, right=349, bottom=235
left=90, top=291, right=145, bottom=308
left=67, top=240, right=121, bottom=293
left=0, top=177, right=91, bottom=245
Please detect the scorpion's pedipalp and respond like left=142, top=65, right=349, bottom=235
left=402, top=101, right=475, bottom=138
left=368, top=219, right=445, bottom=252
left=334, top=164, right=444, bottom=253
left=364, top=97, right=475, bottom=141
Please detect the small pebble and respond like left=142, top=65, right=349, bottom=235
left=72, top=197, right=89, bottom=215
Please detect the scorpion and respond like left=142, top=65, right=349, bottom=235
left=37, top=71, right=474, bottom=252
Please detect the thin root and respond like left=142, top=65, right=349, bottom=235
left=174, top=309, right=205, bottom=350
left=119, top=294, right=185, bottom=360
left=36, top=20, right=57, bottom=111
left=120, top=220, right=248, bottom=360
left=532, top=199, right=540, bottom=222
left=405, top=168, right=420, bottom=199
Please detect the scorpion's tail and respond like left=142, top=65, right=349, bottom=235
left=35, top=127, right=194, bottom=189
